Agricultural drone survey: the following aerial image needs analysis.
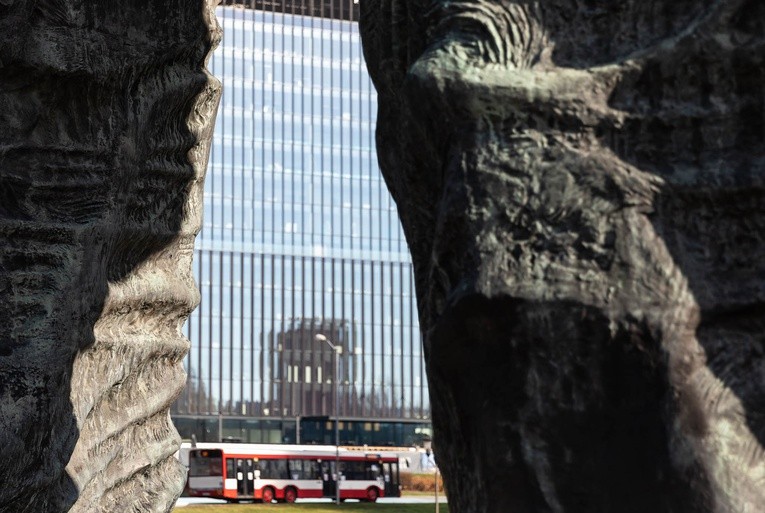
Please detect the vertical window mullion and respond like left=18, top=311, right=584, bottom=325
left=259, top=253, right=266, bottom=417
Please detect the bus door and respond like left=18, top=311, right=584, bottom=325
left=236, top=459, right=255, bottom=497
left=383, top=461, right=400, bottom=497
left=320, top=460, right=337, bottom=497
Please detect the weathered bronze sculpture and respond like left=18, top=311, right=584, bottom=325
left=360, top=1, right=765, bottom=511
left=0, top=2, right=220, bottom=511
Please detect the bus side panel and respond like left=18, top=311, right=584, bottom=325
left=290, top=479, right=324, bottom=499
left=254, top=479, right=324, bottom=500
left=339, top=480, right=384, bottom=499
left=187, top=476, right=223, bottom=498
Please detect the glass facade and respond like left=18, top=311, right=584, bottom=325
left=172, top=1, right=431, bottom=446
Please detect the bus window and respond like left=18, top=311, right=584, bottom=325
left=288, top=459, right=303, bottom=480
left=261, top=458, right=288, bottom=479
left=367, top=463, right=380, bottom=480
left=305, top=459, right=321, bottom=479
left=189, top=449, right=223, bottom=477
left=277, top=459, right=288, bottom=478
left=260, top=459, right=272, bottom=478
left=344, top=461, right=366, bottom=480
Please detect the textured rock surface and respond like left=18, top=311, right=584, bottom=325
left=360, top=1, right=765, bottom=512
left=0, top=2, right=220, bottom=512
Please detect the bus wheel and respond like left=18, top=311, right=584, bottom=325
left=262, top=487, right=275, bottom=504
left=284, top=487, right=297, bottom=503
left=366, top=487, right=379, bottom=503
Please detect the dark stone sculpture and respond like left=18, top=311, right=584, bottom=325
left=360, top=1, right=765, bottom=511
left=0, top=2, right=220, bottom=512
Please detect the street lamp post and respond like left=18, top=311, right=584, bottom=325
left=315, top=334, right=342, bottom=506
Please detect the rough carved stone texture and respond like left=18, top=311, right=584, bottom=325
left=360, top=1, right=765, bottom=511
left=0, top=2, right=220, bottom=512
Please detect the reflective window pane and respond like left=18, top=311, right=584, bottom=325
left=174, top=3, right=429, bottom=444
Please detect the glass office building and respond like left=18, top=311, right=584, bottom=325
left=171, top=1, right=431, bottom=446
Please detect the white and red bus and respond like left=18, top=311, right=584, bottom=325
left=187, top=443, right=401, bottom=503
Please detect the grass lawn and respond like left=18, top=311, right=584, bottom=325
left=175, top=504, right=448, bottom=513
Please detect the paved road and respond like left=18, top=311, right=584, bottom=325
left=175, top=496, right=448, bottom=507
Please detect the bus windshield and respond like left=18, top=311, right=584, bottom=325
left=189, top=449, right=223, bottom=477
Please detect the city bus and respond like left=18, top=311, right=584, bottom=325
left=187, top=443, right=401, bottom=503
